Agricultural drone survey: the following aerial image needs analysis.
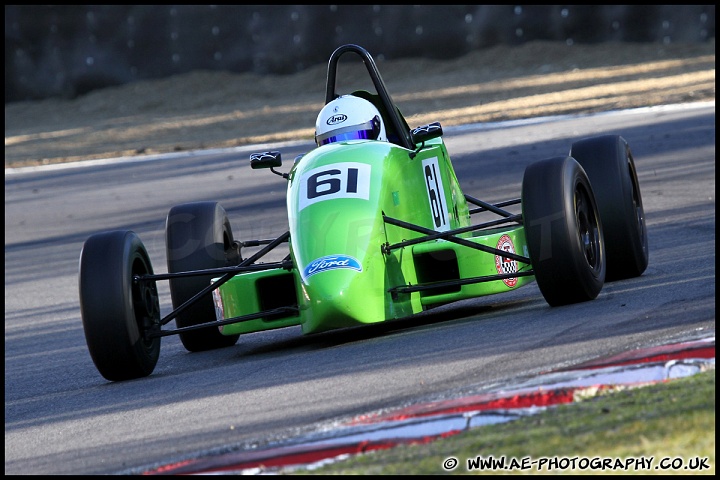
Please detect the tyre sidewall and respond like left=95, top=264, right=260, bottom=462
left=166, top=202, right=240, bottom=351
left=79, top=230, right=160, bottom=381
left=522, top=157, right=606, bottom=306
left=571, top=135, right=648, bottom=280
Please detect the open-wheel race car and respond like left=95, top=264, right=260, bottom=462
left=79, top=44, right=649, bottom=381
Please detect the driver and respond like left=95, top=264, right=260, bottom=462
left=315, top=95, right=387, bottom=146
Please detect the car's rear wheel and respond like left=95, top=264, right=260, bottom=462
left=522, top=156, right=606, bottom=306
left=570, top=135, right=648, bottom=281
left=79, top=230, right=161, bottom=381
left=166, top=201, right=240, bottom=352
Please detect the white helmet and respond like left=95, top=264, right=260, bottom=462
left=315, top=95, right=387, bottom=146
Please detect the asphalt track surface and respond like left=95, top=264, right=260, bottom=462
left=4, top=102, right=715, bottom=475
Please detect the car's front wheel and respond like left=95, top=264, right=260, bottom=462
left=522, top=156, right=606, bottom=306
left=79, top=230, right=161, bottom=381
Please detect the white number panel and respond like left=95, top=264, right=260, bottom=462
left=421, top=157, right=450, bottom=232
left=298, top=162, right=371, bottom=211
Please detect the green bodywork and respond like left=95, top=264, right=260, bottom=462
left=214, top=135, right=534, bottom=336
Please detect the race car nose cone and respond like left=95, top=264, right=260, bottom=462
left=300, top=267, right=388, bottom=334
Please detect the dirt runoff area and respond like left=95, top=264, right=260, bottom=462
left=4, top=40, right=715, bottom=169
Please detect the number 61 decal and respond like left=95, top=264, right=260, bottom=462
left=422, top=157, right=450, bottom=231
left=298, top=162, right=371, bottom=211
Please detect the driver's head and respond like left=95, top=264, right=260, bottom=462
left=315, top=95, right=387, bottom=146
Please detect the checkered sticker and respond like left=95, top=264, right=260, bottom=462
left=495, top=234, right=518, bottom=287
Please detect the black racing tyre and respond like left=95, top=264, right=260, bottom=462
left=570, top=135, right=648, bottom=281
left=522, top=156, right=606, bottom=306
left=79, top=230, right=161, bottom=381
left=166, top=202, right=240, bottom=352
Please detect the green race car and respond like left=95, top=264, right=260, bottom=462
left=79, top=44, right=648, bottom=381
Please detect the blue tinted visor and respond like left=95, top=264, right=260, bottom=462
left=316, top=116, right=381, bottom=146
left=319, top=128, right=375, bottom=146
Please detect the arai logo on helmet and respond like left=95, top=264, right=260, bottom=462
left=326, top=114, right=347, bottom=125
left=304, top=254, right=362, bottom=278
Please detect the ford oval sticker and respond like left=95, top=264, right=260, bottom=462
left=304, top=254, right=362, bottom=278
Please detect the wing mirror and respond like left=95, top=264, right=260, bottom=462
left=410, top=122, right=443, bottom=144
left=250, top=151, right=288, bottom=179
left=250, top=151, right=282, bottom=169
left=409, top=122, right=443, bottom=159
